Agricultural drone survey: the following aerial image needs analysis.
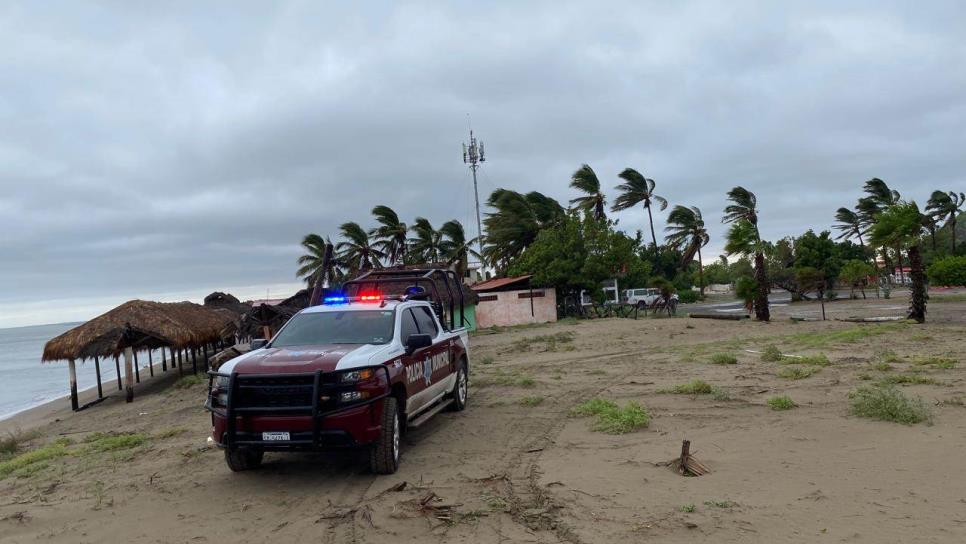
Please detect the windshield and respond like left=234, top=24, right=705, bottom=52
left=271, top=310, right=395, bottom=347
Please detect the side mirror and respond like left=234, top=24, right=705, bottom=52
left=251, top=339, right=268, bottom=350
left=405, top=333, right=433, bottom=355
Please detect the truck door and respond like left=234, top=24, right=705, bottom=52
left=399, top=307, right=431, bottom=417
left=411, top=305, right=454, bottom=399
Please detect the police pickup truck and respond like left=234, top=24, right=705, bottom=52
left=206, top=269, right=470, bottom=474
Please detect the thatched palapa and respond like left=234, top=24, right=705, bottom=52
left=42, top=300, right=235, bottom=363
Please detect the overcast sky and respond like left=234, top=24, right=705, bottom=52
left=2, top=1, right=965, bottom=328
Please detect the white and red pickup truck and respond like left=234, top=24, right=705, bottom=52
left=206, top=269, right=470, bottom=474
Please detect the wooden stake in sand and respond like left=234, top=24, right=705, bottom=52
left=68, top=358, right=79, bottom=411
left=677, top=440, right=710, bottom=477
left=124, top=346, right=135, bottom=403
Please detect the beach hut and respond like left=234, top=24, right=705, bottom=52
left=42, top=300, right=236, bottom=410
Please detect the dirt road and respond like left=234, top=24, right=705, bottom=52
left=2, top=295, right=965, bottom=543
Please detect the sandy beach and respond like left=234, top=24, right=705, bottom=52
left=2, top=293, right=965, bottom=543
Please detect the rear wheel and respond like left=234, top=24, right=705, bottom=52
left=224, top=448, right=263, bottom=471
left=370, top=397, right=401, bottom=474
left=449, top=360, right=468, bottom=411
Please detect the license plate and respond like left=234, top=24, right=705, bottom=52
left=262, top=431, right=290, bottom=441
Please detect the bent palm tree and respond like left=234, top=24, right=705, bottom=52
left=863, top=178, right=904, bottom=283
left=665, top=205, right=710, bottom=296
left=439, top=219, right=480, bottom=278
left=370, top=205, right=408, bottom=265
left=722, top=186, right=769, bottom=321
left=296, top=234, right=343, bottom=286
left=337, top=222, right=384, bottom=272
left=569, top=164, right=607, bottom=221
left=409, top=217, right=443, bottom=264
left=483, top=189, right=564, bottom=270
left=869, top=202, right=928, bottom=322
left=926, top=190, right=966, bottom=253
left=833, top=207, right=865, bottom=248
left=612, top=168, right=668, bottom=247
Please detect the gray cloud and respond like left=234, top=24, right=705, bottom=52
left=2, top=1, right=965, bottom=326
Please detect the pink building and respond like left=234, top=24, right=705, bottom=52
left=471, top=275, right=557, bottom=329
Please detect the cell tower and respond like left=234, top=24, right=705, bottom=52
left=462, top=128, right=486, bottom=269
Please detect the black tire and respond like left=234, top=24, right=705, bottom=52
left=224, top=448, right=263, bottom=471
left=449, top=360, right=468, bottom=412
left=370, top=397, right=401, bottom=474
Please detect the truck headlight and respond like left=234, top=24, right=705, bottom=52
left=339, top=369, right=375, bottom=383
left=215, top=376, right=230, bottom=389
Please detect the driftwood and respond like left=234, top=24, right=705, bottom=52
left=688, top=312, right=749, bottom=321
left=835, top=316, right=905, bottom=323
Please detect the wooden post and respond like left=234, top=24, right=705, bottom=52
left=115, top=356, right=122, bottom=390
left=176, top=348, right=183, bottom=376
left=133, top=350, right=141, bottom=383
left=191, top=347, right=198, bottom=374
left=161, top=348, right=167, bottom=372
left=679, top=440, right=691, bottom=475
left=148, top=349, right=154, bottom=377
left=94, top=356, right=103, bottom=399
left=68, top=358, right=79, bottom=411
left=124, top=347, right=135, bottom=403
left=203, top=344, right=209, bottom=372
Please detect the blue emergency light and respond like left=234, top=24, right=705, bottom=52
left=322, top=294, right=348, bottom=304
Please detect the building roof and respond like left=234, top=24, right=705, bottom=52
left=471, top=275, right=533, bottom=292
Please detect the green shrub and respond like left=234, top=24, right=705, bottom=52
left=767, top=395, right=797, bottom=410
left=927, top=255, right=966, bottom=287
left=849, top=385, right=932, bottom=424
left=571, top=398, right=650, bottom=434
left=658, top=380, right=729, bottom=400
left=761, top=345, right=783, bottom=362
left=710, top=353, right=738, bottom=365
left=677, top=290, right=702, bottom=304
left=778, top=366, right=819, bottom=380
left=790, top=353, right=831, bottom=366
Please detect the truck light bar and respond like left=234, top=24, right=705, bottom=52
left=321, top=293, right=385, bottom=304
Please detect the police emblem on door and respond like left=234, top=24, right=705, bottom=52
left=422, top=359, right=433, bottom=386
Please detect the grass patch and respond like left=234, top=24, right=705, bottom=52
left=879, top=374, right=940, bottom=386
left=913, top=356, right=956, bottom=369
left=778, top=366, right=820, bottom=380
left=787, top=324, right=904, bottom=348
left=475, top=369, right=537, bottom=388
left=876, top=349, right=901, bottom=363
left=710, top=353, right=738, bottom=365
left=704, top=500, right=735, bottom=508
left=871, top=362, right=894, bottom=372
left=571, top=398, right=651, bottom=434
left=520, top=396, right=545, bottom=407
left=658, top=380, right=729, bottom=400
left=0, top=441, right=70, bottom=479
left=930, top=293, right=966, bottom=303
left=1, top=429, right=40, bottom=460
left=173, top=374, right=205, bottom=389
left=479, top=355, right=494, bottom=365
left=766, top=395, right=797, bottom=410
left=586, top=369, right=606, bottom=376
left=849, top=385, right=932, bottom=424
left=857, top=372, right=873, bottom=381
left=680, top=503, right=696, bottom=513
left=155, top=427, right=187, bottom=439
left=83, top=432, right=148, bottom=453
left=512, top=332, right=575, bottom=352
left=761, top=345, right=783, bottom=362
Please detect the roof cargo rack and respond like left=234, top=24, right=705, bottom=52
left=340, top=268, right=467, bottom=330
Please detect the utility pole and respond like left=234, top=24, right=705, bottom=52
left=462, top=129, right=486, bottom=271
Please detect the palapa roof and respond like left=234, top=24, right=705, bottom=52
left=42, top=300, right=236, bottom=363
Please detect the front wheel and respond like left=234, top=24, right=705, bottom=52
left=225, top=448, right=263, bottom=471
left=449, top=360, right=468, bottom=412
left=370, top=397, right=401, bottom=474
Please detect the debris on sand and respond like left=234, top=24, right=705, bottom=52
left=671, top=440, right=710, bottom=477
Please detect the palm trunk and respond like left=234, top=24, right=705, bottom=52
left=952, top=217, right=958, bottom=254
left=907, top=244, right=926, bottom=323
left=697, top=245, right=705, bottom=297
left=753, top=251, right=770, bottom=322
left=646, top=204, right=657, bottom=248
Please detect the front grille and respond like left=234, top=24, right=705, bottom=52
left=235, top=376, right=315, bottom=409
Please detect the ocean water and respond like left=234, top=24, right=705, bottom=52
left=0, top=322, right=129, bottom=420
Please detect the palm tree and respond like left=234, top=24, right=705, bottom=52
left=862, top=178, right=903, bottom=283
left=409, top=217, right=444, bottom=263
left=483, top=189, right=564, bottom=270
left=296, top=234, right=343, bottom=286
left=439, top=220, right=480, bottom=278
left=869, top=202, right=928, bottom=322
left=722, top=186, right=769, bottom=321
left=833, top=207, right=865, bottom=248
left=612, top=168, right=668, bottom=247
left=370, top=205, right=408, bottom=265
left=665, top=205, right=710, bottom=296
left=926, top=190, right=966, bottom=253
left=336, top=222, right=384, bottom=272
left=569, top=164, right=607, bottom=221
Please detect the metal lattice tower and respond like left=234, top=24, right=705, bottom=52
left=462, top=129, right=486, bottom=269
